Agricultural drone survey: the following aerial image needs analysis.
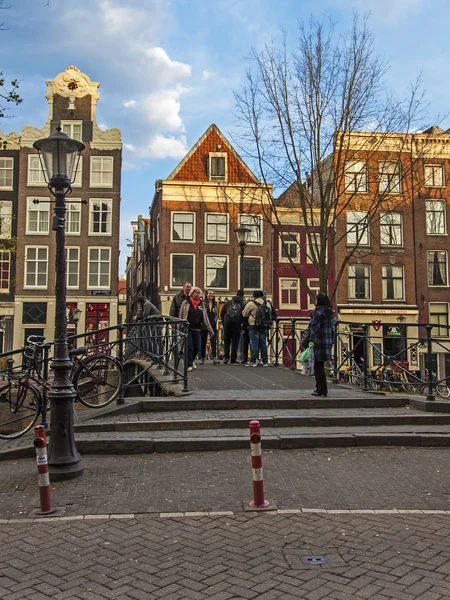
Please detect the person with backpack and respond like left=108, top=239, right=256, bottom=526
left=220, top=289, right=245, bottom=364
left=242, top=290, right=276, bottom=367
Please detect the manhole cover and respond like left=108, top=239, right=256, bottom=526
left=301, top=554, right=328, bottom=565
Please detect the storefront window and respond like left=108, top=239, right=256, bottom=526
left=85, top=303, right=110, bottom=347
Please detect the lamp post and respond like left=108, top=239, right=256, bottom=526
left=34, top=127, right=85, bottom=481
left=234, top=225, right=251, bottom=292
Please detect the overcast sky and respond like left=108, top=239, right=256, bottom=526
left=1, top=0, right=449, bottom=273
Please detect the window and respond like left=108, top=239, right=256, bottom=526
left=426, top=200, right=446, bottom=235
left=424, top=165, right=444, bottom=187
left=345, top=160, right=367, bottom=193
left=205, top=256, right=228, bottom=289
left=0, top=201, right=12, bottom=238
left=66, top=201, right=81, bottom=235
left=89, top=199, right=112, bottom=235
left=347, top=211, right=369, bottom=246
left=242, top=256, right=262, bottom=289
left=156, top=215, right=160, bottom=243
left=25, top=246, right=48, bottom=289
left=348, top=264, right=371, bottom=300
left=307, top=278, right=320, bottom=311
left=0, top=157, right=13, bottom=190
left=28, top=155, right=46, bottom=186
left=66, top=247, right=80, bottom=289
left=88, top=248, right=111, bottom=289
left=239, top=214, right=261, bottom=244
left=379, top=161, right=401, bottom=193
left=90, top=156, right=113, bottom=187
left=209, top=153, right=227, bottom=181
left=429, top=303, right=449, bottom=338
left=26, top=198, right=50, bottom=234
left=380, top=213, right=402, bottom=246
left=428, top=251, right=448, bottom=286
left=0, top=251, right=10, bottom=292
left=171, top=254, right=194, bottom=287
left=172, top=212, right=195, bottom=242
left=71, top=157, right=82, bottom=187
left=22, top=302, right=47, bottom=324
left=206, top=213, right=228, bottom=243
left=280, top=232, right=299, bottom=262
left=61, top=120, right=83, bottom=142
left=382, top=265, right=404, bottom=300
left=280, top=278, right=299, bottom=307
left=306, top=233, right=324, bottom=264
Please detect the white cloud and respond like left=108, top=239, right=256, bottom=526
left=124, top=100, right=136, bottom=108
left=147, top=135, right=188, bottom=159
left=332, top=0, right=424, bottom=23
left=141, top=87, right=188, bottom=132
left=146, top=47, right=191, bottom=79
left=202, top=70, right=215, bottom=81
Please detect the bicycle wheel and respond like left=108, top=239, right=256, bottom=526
left=0, top=382, right=40, bottom=439
left=437, top=384, right=450, bottom=399
left=74, top=355, right=122, bottom=408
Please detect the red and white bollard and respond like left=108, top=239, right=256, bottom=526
left=34, top=425, right=55, bottom=515
left=249, top=420, right=270, bottom=508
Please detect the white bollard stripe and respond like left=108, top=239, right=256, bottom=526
left=38, top=472, right=50, bottom=487
left=251, top=443, right=262, bottom=456
left=252, top=467, right=264, bottom=481
left=36, top=447, right=47, bottom=464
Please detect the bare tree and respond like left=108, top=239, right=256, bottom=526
left=234, top=13, right=428, bottom=300
left=0, top=0, right=22, bottom=122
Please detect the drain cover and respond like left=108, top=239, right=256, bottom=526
left=300, top=554, right=328, bottom=565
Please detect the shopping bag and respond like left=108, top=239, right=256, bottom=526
left=299, top=345, right=311, bottom=363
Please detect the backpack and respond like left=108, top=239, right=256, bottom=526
left=225, top=301, right=242, bottom=323
left=253, top=299, right=273, bottom=328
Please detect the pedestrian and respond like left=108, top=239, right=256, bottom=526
left=308, top=292, right=335, bottom=397
left=242, top=290, right=276, bottom=367
left=220, top=289, right=245, bottom=364
left=241, top=313, right=250, bottom=364
left=200, top=290, right=220, bottom=365
left=179, top=287, right=214, bottom=372
left=169, top=282, right=192, bottom=317
left=135, top=296, right=160, bottom=320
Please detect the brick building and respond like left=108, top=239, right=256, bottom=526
left=149, top=124, right=273, bottom=314
left=0, top=66, right=122, bottom=349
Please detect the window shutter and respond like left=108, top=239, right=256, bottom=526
left=82, top=121, right=93, bottom=142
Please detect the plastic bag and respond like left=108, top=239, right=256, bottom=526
left=299, top=345, right=311, bottom=363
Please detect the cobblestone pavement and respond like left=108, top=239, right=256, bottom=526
left=2, top=448, right=450, bottom=599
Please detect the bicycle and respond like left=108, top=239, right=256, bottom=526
left=0, top=336, right=123, bottom=440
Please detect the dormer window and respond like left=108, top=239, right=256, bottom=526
left=209, top=152, right=227, bottom=181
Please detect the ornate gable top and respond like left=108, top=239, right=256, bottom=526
left=46, top=66, right=100, bottom=103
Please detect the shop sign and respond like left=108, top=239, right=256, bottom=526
left=372, top=320, right=381, bottom=331
left=91, top=290, right=111, bottom=296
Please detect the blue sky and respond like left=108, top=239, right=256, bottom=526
left=1, top=0, right=449, bottom=273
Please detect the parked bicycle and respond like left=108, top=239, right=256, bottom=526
left=0, top=335, right=122, bottom=440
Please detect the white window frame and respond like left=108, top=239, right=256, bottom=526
left=87, top=247, right=111, bottom=289
left=429, top=302, right=449, bottom=338
left=345, top=160, right=367, bottom=193
left=424, top=165, right=444, bottom=188
left=89, top=198, right=112, bottom=236
left=66, top=201, right=81, bottom=236
left=238, top=255, right=263, bottom=291
left=381, top=265, right=404, bottom=301
left=380, top=212, right=403, bottom=247
left=157, top=257, right=160, bottom=290
left=306, top=233, right=326, bottom=264
left=279, top=278, right=300, bottom=309
left=170, top=253, right=195, bottom=289
left=24, top=245, right=48, bottom=290
left=347, top=211, right=369, bottom=246
left=27, top=155, right=47, bottom=187
left=156, top=215, right=160, bottom=244
left=171, top=211, right=196, bottom=243
left=208, top=152, right=228, bottom=182
left=279, top=232, right=299, bottom=263
left=307, top=278, right=320, bottom=311
left=71, top=156, right=83, bottom=188
left=26, top=197, right=50, bottom=235
left=205, top=255, right=229, bottom=290
left=348, top=264, right=371, bottom=301
left=427, top=250, right=448, bottom=287
left=0, top=250, right=11, bottom=293
left=66, top=246, right=80, bottom=289
left=0, top=201, right=13, bottom=238
left=0, top=157, right=13, bottom=191
left=425, top=200, right=447, bottom=236
left=239, top=214, right=262, bottom=245
left=90, top=156, right=114, bottom=188
left=205, top=213, right=229, bottom=244
left=60, top=120, right=83, bottom=142
left=379, top=161, right=401, bottom=194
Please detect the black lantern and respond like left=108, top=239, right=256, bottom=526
left=33, top=126, right=85, bottom=481
left=234, top=225, right=251, bottom=292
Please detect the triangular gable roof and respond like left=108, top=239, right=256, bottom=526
left=166, top=124, right=259, bottom=183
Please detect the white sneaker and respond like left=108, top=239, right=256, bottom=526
left=188, top=367, right=193, bottom=372
left=257, top=360, right=263, bottom=366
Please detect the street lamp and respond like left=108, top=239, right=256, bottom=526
left=234, top=224, right=251, bottom=292
left=34, top=127, right=85, bottom=481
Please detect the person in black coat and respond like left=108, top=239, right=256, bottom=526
left=220, top=289, right=245, bottom=364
